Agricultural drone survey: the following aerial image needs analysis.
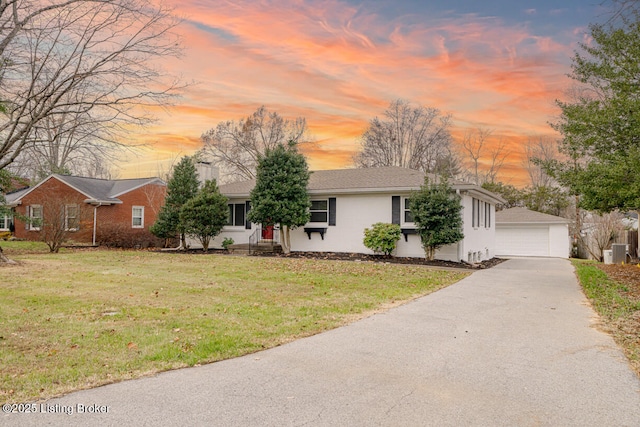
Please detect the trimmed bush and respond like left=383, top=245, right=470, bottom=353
left=222, top=237, right=234, bottom=250
left=363, top=222, right=402, bottom=256
left=97, top=223, right=166, bottom=249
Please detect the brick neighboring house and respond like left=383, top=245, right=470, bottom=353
left=4, top=174, right=166, bottom=246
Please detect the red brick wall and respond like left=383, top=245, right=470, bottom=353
left=13, top=177, right=93, bottom=243
left=95, top=183, right=166, bottom=236
left=13, top=178, right=167, bottom=246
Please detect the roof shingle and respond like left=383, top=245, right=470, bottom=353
left=496, top=207, right=569, bottom=224
left=4, top=174, right=164, bottom=206
left=219, top=167, right=504, bottom=203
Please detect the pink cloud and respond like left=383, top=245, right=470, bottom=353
left=123, top=0, right=582, bottom=185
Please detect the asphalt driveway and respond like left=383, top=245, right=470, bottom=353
left=5, top=258, right=640, bottom=426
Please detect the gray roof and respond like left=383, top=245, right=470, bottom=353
left=4, top=187, right=30, bottom=205
left=5, top=174, right=165, bottom=206
left=220, top=167, right=505, bottom=203
left=496, top=207, right=569, bottom=224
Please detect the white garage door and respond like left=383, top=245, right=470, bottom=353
left=496, top=226, right=550, bottom=257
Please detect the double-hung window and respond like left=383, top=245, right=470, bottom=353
left=310, top=200, right=328, bottom=223
left=65, top=204, right=79, bottom=231
left=132, top=206, right=144, bottom=228
left=403, top=198, right=414, bottom=224
left=0, top=214, right=10, bottom=231
left=28, top=205, right=42, bottom=231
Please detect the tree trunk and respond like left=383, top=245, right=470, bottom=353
left=280, top=226, right=291, bottom=254
left=424, top=246, right=435, bottom=261
left=636, top=210, right=640, bottom=258
left=0, top=245, right=17, bottom=264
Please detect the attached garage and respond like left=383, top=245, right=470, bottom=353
left=496, top=207, right=570, bottom=258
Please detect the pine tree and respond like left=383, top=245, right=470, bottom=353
left=179, top=179, right=228, bottom=251
left=150, top=156, right=199, bottom=249
left=247, top=143, right=310, bottom=253
left=409, top=177, right=463, bottom=260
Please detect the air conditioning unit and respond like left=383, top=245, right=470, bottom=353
left=612, top=243, right=626, bottom=264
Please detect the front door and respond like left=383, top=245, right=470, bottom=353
left=262, top=225, right=274, bottom=240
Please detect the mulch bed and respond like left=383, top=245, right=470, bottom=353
left=172, top=247, right=505, bottom=269
left=596, top=263, right=640, bottom=300
left=595, top=263, right=640, bottom=377
left=258, top=251, right=505, bottom=270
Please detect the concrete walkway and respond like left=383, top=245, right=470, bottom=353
left=5, top=258, right=640, bottom=426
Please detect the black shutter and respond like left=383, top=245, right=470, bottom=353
left=392, top=196, right=400, bottom=225
left=328, top=198, right=336, bottom=226
left=245, top=201, right=251, bottom=229
left=235, top=203, right=245, bottom=227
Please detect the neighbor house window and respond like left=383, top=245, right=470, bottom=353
left=28, top=205, right=42, bottom=231
left=132, top=206, right=144, bottom=228
left=0, top=214, right=10, bottom=231
left=403, top=198, right=414, bottom=223
left=226, top=203, right=245, bottom=226
left=310, top=200, right=328, bottom=223
left=65, top=204, right=79, bottom=231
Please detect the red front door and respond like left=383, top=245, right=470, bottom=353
left=262, top=225, right=274, bottom=240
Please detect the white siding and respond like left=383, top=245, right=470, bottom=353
left=459, top=195, right=496, bottom=263
left=548, top=224, right=570, bottom=258
left=193, top=192, right=498, bottom=262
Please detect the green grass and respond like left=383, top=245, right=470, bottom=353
left=0, top=240, right=52, bottom=254
left=0, top=247, right=468, bottom=403
left=572, top=259, right=640, bottom=376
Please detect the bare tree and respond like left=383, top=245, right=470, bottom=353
left=142, top=182, right=166, bottom=217
left=458, top=128, right=510, bottom=184
left=459, top=128, right=489, bottom=184
left=200, top=106, right=309, bottom=183
left=602, top=0, right=640, bottom=25
left=0, top=0, right=184, bottom=172
left=523, top=136, right=562, bottom=188
left=581, top=211, right=626, bottom=261
left=353, top=99, right=454, bottom=173
left=29, top=192, right=91, bottom=253
left=484, top=137, right=510, bottom=184
left=8, top=103, right=120, bottom=180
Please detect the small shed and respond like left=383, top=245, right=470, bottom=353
left=495, top=207, right=570, bottom=258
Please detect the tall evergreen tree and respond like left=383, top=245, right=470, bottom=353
left=150, top=156, right=199, bottom=249
left=409, top=177, right=463, bottom=260
left=547, top=20, right=640, bottom=212
left=179, top=179, right=228, bottom=252
left=247, top=142, right=310, bottom=253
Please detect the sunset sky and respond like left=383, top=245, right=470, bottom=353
left=121, top=0, right=606, bottom=186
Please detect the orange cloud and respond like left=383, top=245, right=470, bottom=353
left=120, top=0, right=585, bottom=187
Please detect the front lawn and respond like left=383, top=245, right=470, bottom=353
left=0, top=240, right=52, bottom=255
left=0, top=248, right=468, bottom=403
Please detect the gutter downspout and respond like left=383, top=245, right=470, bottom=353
left=92, top=203, right=103, bottom=246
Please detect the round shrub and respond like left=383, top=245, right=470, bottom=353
left=363, top=222, right=402, bottom=256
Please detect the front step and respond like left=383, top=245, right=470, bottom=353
left=228, top=243, right=282, bottom=255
